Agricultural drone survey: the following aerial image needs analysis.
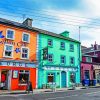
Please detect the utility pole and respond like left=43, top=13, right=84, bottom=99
left=79, top=26, right=81, bottom=42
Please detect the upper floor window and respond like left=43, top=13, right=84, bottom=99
left=70, top=57, right=75, bottom=65
left=70, top=44, right=74, bottom=51
left=21, top=47, right=29, bottom=59
left=6, top=29, right=15, bottom=40
left=22, top=32, right=30, bottom=43
left=86, top=57, right=92, bottom=62
left=3, top=44, right=13, bottom=58
left=48, top=39, right=53, bottom=46
left=60, top=42, right=65, bottom=49
left=61, top=56, right=66, bottom=64
left=48, top=54, right=53, bottom=62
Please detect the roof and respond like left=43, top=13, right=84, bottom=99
left=82, top=45, right=100, bottom=54
left=0, top=17, right=80, bottom=43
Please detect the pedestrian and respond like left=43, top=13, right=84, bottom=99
left=26, top=81, right=33, bottom=94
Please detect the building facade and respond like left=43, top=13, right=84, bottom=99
left=37, top=31, right=81, bottom=89
left=81, top=42, right=100, bottom=85
left=0, top=18, right=37, bottom=90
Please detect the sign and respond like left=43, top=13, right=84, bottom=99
left=12, top=70, right=18, bottom=78
left=0, top=31, right=5, bottom=38
left=43, top=47, right=48, bottom=60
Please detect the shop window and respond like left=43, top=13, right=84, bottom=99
left=3, top=44, right=13, bottom=58
left=84, top=70, right=90, bottom=79
left=48, top=73, right=54, bottom=83
left=6, top=29, right=15, bottom=40
left=48, top=39, right=53, bottom=47
left=60, top=42, right=65, bottom=49
left=86, top=57, right=92, bottom=62
left=48, top=54, right=53, bottom=62
left=61, top=55, right=66, bottom=64
left=19, top=70, right=29, bottom=84
left=21, top=47, right=29, bottom=59
left=70, top=72, right=76, bottom=83
left=22, top=32, right=30, bottom=43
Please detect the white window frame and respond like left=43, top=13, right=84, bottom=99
left=6, top=28, right=15, bottom=40
left=3, top=44, right=14, bottom=58
left=21, top=47, right=29, bottom=59
left=22, top=32, right=30, bottom=43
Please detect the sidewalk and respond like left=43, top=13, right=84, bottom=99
left=0, top=85, right=100, bottom=95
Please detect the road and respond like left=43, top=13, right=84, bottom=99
left=0, top=88, right=100, bottom=100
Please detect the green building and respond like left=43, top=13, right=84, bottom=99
left=37, top=30, right=81, bottom=89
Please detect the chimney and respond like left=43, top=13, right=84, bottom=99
left=60, top=31, right=69, bottom=37
left=22, top=18, right=33, bottom=27
left=94, top=41, right=98, bottom=50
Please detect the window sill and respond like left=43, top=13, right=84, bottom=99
left=22, top=41, right=30, bottom=44
left=6, top=38, right=14, bottom=41
left=3, top=56, right=13, bottom=59
left=48, top=45, right=53, bottom=48
left=18, top=84, right=27, bottom=86
left=60, top=48, right=65, bottom=50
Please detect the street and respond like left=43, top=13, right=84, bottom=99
left=0, top=88, right=100, bottom=100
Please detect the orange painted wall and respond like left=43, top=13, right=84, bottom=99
left=0, top=66, right=36, bottom=90
left=0, top=24, right=37, bottom=61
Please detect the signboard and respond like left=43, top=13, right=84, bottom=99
left=12, top=70, right=18, bottom=78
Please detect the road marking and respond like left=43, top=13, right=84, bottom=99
left=86, top=91, right=100, bottom=95
left=45, top=94, right=78, bottom=100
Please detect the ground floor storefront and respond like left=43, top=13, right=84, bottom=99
left=38, top=66, right=80, bottom=89
left=0, top=60, right=37, bottom=90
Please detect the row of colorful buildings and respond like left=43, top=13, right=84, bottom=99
left=0, top=17, right=81, bottom=90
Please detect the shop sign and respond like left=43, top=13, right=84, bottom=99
left=0, top=61, right=36, bottom=68
left=93, top=65, right=100, bottom=70
left=43, top=67, right=78, bottom=72
left=12, top=70, right=18, bottom=78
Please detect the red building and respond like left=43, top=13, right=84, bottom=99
left=81, top=42, right=100, bottom=85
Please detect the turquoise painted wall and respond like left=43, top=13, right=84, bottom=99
left=38, top=33, right=81, bottom=88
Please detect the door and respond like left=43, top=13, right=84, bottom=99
left=61, top=71, right=66, bottom=88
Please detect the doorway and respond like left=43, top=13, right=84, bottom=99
left=0, top=70, right=10, bottom=90
left=61, top=71, right=66, bottom=88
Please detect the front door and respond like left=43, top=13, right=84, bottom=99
left=61, top=71, right=66, bottom=88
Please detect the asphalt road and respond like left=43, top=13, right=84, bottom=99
left=0, top=88, right=100, bottom=100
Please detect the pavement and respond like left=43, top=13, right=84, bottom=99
left=0, top=87, right=100, bottom=100
left=0, top=85, right=99, bottom=95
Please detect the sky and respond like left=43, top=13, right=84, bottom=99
left=0, top=0, right=100, bottom=47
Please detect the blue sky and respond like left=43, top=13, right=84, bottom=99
left=0, top=0, right=100, bottom=47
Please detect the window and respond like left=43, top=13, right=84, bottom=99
left=48, top=54, right=53, bottom=62
left=4, top=44, right=13, bottom=58
left=70, top=44, right=74, bottom=51
left=60, top=42, right=65, bottom=49
left=84, top=70, right=90, bottom=79
left=19, top=70, right=29, bottom=84
left=70, top=57, right=74, bottom=64
left=86, top=57, right=92, bottom=62
left=48, top=39, right=53, bottom=46
left=6, top=29, right=15, bottom=40
left=61, top=56, right=66, bottom=64
left=22, top=32, right=30, bottom=43
left=48, top=73, right=54, bottom=83
left=21, top=47, right=29, bottom=59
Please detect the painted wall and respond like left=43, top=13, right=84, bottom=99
left=38, top=33, right=81, bottom=88
left=0, top=24, right=37, bottom=61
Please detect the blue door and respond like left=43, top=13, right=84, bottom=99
left=61, top=71, right=66, bottom=87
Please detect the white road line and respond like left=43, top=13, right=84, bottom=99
left=45, top=94, right=78, bottom=100
left=86, top=91, right=100, bottom=95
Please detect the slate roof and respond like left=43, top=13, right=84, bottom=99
left=0, top=17, right=80, bottom=43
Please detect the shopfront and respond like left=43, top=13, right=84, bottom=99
left=38, top=66, right=79, bottom=89
left=93, top=64, right=100, bottom=84
left=0, top=60, right=37, bottom=90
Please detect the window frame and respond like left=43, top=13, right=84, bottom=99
left=48, top=54, right=53, bottom=62
left=22, top=32, right=30, bottom=43
left=3, top=44, right=14, bottom=58
left=70, top=57, right=75, bottom=65
left=6, top=28, right=15, bottom=40
left=19, top=70, right=30, bottom=84
left=60, top=42, right=65, bottom=49
left=21, top=47, right=29, bottom=59
left=70, top=44, right=74, bottom=52
left=60, top=55, right=66, bottom=64
left=48, top=39, right=53, bottom=47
